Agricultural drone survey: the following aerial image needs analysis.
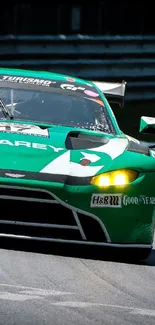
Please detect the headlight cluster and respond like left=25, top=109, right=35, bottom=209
left=91, top=169, right=138, bottom=187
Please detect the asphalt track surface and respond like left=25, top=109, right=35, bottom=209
left=0, top=237, right=155, bottom=325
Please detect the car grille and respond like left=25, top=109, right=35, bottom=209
left=0, top=185, right=107, bottom=244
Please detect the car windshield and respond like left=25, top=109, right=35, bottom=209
left=0, top=75, right=115, bottom=134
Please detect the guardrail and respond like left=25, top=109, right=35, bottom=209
left=0, top=34, right=155, bottom=101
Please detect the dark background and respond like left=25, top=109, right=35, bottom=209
left=0, top=2, right=154, bottom=35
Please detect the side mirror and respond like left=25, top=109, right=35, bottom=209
left=139, top=116, right=155, bottom=134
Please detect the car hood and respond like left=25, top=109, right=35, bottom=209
left=0, top=121, right=131, bottom=180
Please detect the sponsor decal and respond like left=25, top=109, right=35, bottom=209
left=60, top=84, right=99, bottom=97
left=0, top=137, right=127, bottom=161
left=0, top=122, right=49, bottom=137
left=84, top=90, right=99, bottom=97
left=91, top=194, right=155, bottom=208
left=0, top=75, right=56, bottom=86
left=0, top=139, right=64, bottom=152
left=123, top=195, right=155, bottom=205
left=91, top=194, right=122, bottom=208
left=60, top=84, right=85, bottom=91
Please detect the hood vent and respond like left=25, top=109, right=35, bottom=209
left=127, top=141, right=150, bottom=156
left=65, top=131, right=109, bottom=150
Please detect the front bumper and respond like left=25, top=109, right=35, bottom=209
left=0, top=184, right=109, bottom=246
left=0, top=169, right=154, bottom=248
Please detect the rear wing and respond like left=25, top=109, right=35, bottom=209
left=92, top=80, right=127, bottom=107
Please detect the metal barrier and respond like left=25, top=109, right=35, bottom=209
left=0, top=34, right=155, bottom=101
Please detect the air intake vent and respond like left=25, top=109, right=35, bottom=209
left=65, top=131, right=109, bottom=150
left=127, top=141, right=150, bottom=156
left=0, top=186, right=107, bottom=244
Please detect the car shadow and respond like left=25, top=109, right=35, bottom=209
left=0, top=238, right=155, bottom=266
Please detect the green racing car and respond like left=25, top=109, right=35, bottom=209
left=0, top=67, right=154, bottom=260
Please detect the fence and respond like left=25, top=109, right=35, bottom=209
left=0, top=34, right=155, bottom=101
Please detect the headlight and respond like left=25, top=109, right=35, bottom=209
left=90, top=169, right=138, bottom=187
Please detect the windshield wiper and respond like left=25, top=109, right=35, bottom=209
left=0, top=98, right=14, bottom=119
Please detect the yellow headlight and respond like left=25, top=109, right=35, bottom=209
left=90, top=169, right=138, bottom=187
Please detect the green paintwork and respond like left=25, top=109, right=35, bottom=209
left=0, top=67, right=155, bottom=251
